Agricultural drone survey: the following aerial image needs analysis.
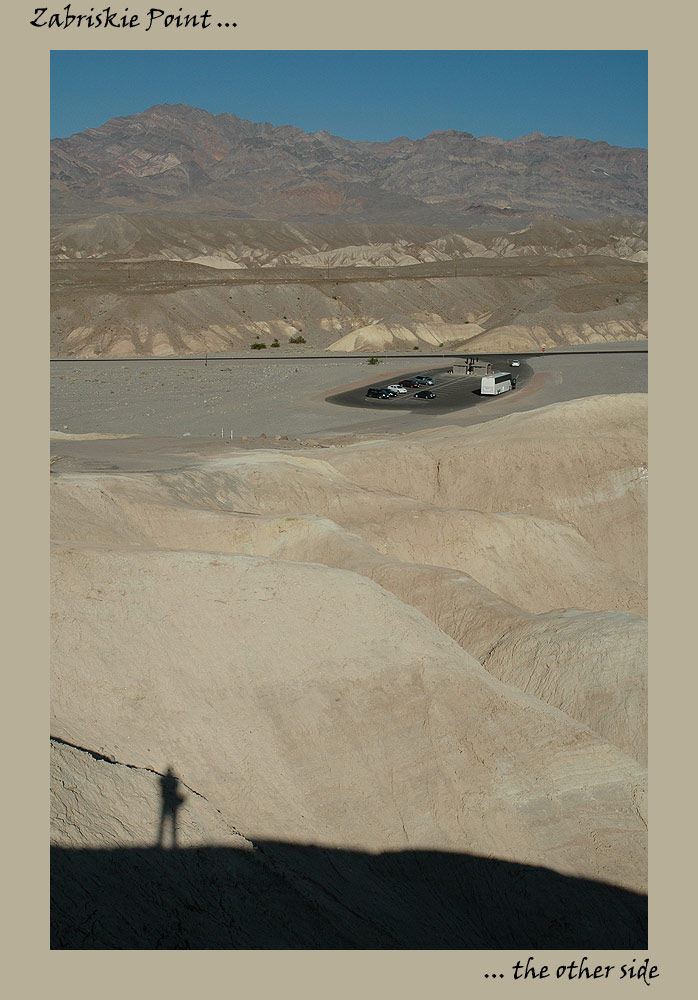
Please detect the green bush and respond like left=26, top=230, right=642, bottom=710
left=413, top=345, right=419, bottom=350
left=271, top=339, right=280, bottom=348
left=251, top=342, right=267, bottom=350
left=289, top=335, right=307, bottom=344
left=367, top=357, right=381, bottom=365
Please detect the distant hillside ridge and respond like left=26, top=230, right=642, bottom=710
left=50, top=215, right=648, bottom=266
left=51, top=104, right=647, bottom=223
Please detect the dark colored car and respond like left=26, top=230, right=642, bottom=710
left=413, top=376, right=435, bottom=385
left=399, top=379, right=419, bottom=388
left=414, top=390, right=436, bottom=399
left=366, top=387, right=397, bottom=399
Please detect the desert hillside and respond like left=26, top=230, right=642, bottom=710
left=51, top=253, right=647, bottom=358
left=51, top=215, right=648, bottom=266
left=51, top=394, right=647, bottom=946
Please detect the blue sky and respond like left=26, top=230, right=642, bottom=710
left=50, top=50, right=647, bottom=148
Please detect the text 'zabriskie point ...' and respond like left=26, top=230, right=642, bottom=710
left=30, top=6, right=232, bottom=31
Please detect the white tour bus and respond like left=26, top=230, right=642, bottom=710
left=480, top=371, right=512, bottom=395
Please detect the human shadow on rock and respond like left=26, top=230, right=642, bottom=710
left=157, top=767, right=186, bottom=848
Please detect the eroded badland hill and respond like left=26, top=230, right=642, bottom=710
left=51, top=393, right=648, bottom=948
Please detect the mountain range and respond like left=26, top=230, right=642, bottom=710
left=51, top=104, right=647, bottom=224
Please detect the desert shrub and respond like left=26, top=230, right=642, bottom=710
left=289, top=335, right=307, bottom=344
left=413, top=345, right=419, bottom=350
left=251, top=342, right=267, bottom=350
left=367, top=357, right=381, bottom=365
left=271, top=339, right=280, bottom=348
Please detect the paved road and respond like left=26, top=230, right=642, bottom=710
left=50, top=344, right=647, bottom=364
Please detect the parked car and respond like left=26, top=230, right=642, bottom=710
left=386, top=384, right=408, bottom=393
left=510, top=359, right=520, bottom=367
left=413, top=376, right=435, bottom=385
left=414, top=390, right=436, bottom=399
left=366, top=387, right=396, bottom=399
left=399, top=379, right=419, bottom=388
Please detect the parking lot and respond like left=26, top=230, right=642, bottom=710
left=326, top=357, right=532, bottom=414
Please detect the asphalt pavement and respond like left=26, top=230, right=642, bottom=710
left=327, top=357, right=531, bottom=415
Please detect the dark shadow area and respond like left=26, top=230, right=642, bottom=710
left=51, top=840, right=647, bottom=950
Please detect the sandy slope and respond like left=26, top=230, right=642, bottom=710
left=50, top=393, right=647, bottom=953
left=51, top=544, right=646, bottom=886
left=324, top=394, right=648, bottom=586
left=51, top=444, right=645, bottom=616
